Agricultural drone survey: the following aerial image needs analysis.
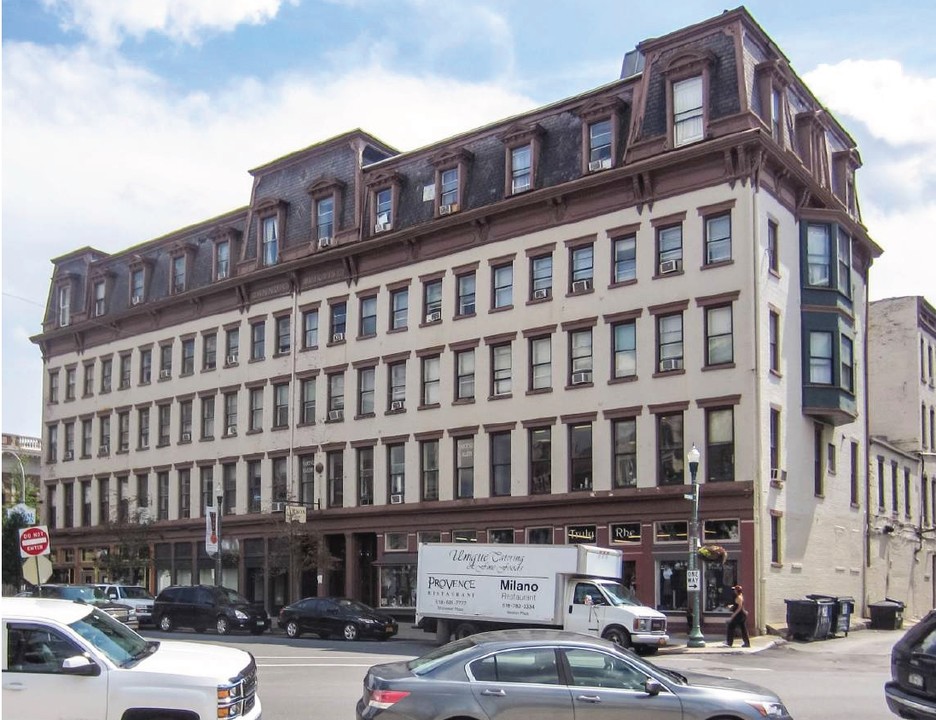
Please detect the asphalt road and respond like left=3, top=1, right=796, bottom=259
left=138, top=625, right=902, bottom=719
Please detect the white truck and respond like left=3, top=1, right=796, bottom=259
left=2, top=597, right=261, bottom=720
left=416, top=543, right=669, bottom=654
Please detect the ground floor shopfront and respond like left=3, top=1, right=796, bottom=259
left=48, top=481, right=757, bottom=631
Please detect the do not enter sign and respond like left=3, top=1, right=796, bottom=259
left=19, top=525, right=51, bottom=558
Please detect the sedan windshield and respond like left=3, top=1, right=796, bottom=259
left=336, top=599, right=373, bottom=614
left=597, top=581, right=642, bottom=607
left=69, top=607, right=150, bottom=666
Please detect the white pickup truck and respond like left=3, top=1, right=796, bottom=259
left=1, top=597, right=261, bottom=720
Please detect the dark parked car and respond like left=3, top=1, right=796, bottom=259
left=20, top=584, right=139, bottom=629
left=886, top=608, right=936, bottom=718
left=357, top=629, right=792, bottom=720
left=153, top=585, right=270, bottom=636
left=278, top=597, right=398, bottom=641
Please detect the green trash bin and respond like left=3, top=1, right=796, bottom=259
left=869, top=599, right=904, bottom=630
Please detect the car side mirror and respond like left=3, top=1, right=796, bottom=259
left=644, top=678, right=663, bottom=696
left=62, top=655, right=101, bottom=677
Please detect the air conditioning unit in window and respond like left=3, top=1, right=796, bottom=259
left=226, top=426, right=237, bottom=436
left=119, top=442, right=129, bottom=453
left=271, top=501, right=287, bottom=513
left=532, top=288, right=550, bottom=300
left=389, top=494, right=403, bottom=505
left=181, top=432, right=191, bottom=443
left=571, top=371, right=593, bottom=385
left=389, top=400, right=404, bottom=412
left=63, top=450, right=74, bottom=461
left=659, top=358, right=682, bottom=372
left=317, top=236, right=332, bottom=249
left=159, top=370, right=171, bottom=380
left=770, top=468, right=787, bottom=484
left=659, top=259, right=680, bottom=274
left=331, top=332, right=345, bottom=343
left=226, top=353, right=238, bottom=365
left=374, top=221, right=391, bottom=233
left=588, top=157, right=612, bottom=172
left=131, top=295, right=144, bottom=306
left=571, top=279, right=592, bottom=293
left=328, top=409, right=344, bottom=422
left=439, top=203, right=458, bottom=215
left=425, top=311, right=442, bottom=323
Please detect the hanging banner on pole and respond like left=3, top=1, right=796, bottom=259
left=205, top=506, right=219, bottom=557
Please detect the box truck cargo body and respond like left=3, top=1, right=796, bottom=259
left=416, top=543, right=668, bottom=653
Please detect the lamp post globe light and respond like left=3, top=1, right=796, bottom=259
left=687, top=444, right=705, bottom=648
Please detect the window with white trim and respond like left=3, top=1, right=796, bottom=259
left=673, top=76, right=703, bottom=146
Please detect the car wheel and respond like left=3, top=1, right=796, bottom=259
left=158, top=614, right=174, bottom=632
left=216, top=616, right=230, bottom=635
left=602, top=626, right=632, bottom=649
left=453, top=622, right=479, bottom=640
left=285, top=620, right=300, bottom=638
left=342, top=623, right=360, bottom=641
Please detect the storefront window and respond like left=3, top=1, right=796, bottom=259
left=703, top=559, right=738, bottom=613
left=657, top=559, right=688, bottom=611
left=379, top=565, right=416, bottom=608
left=418, top=531, right=442, bottom=544
left=385, top=532, right=408, bottom=551
left=527, top=527, right=553, bottom=544
left=655, top=521, right=688, bottom=543
left=453, top=529, right=478, bottom=543
left=703, top=519, right=740, bottom=542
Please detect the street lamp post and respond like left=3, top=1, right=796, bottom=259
left=687, top=444, right=705, bottom=648
left=215, top=493, right=223, bottom=587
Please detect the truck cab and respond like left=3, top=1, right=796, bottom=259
left=565, top=578, right=668, bottom=653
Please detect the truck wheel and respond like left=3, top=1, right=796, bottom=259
left=216, top=616, right=230, bottom=635
left=342, top=623, right=360, bottom=641
left=158, top=614, right=174, bottom=632
left=285, top=620, right=300, bottom=638
left=453, top=622, right=479, bottom=640
left=602, top=627, right=631, bottom=649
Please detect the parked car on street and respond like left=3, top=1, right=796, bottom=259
left=278, top=597, right=398, bottom=641
left=20, top=584, right=138, bottom=629
left=2, top=597, right=261, bottom=720
left=357, top=629, right=793, bottom=720
left=93, top=583, right=155, bottom=627
left=886, top=608, right=936, bottom=718
left=153, top=584, right=270, bottom=635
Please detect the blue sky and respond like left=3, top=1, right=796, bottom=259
left=3, top=0, right=935, bottom=437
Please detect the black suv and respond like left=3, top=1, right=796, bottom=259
left=153, top=585, right=270, bottom=636
left=886, top=608, right=936, bottom=718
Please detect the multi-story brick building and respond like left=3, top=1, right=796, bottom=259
left=868, top=296, right=936, bottom=616
left=32, top=8, right=881, bottom=633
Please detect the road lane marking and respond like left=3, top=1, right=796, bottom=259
left=258, top=663, right=377, bottom=667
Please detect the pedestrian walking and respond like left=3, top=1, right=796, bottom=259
left=725, top=584, right=751, bottom=647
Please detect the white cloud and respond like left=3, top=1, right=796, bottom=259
left=40, top=0, right=293, bottom=46
left=862, top=201, right=936, bottom=301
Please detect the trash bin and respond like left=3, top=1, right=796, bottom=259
left=869, top=599, right=905, bottom=630
left=806, top=594, right=856, bottom=637
left=785, top=598, right=834, bottom=641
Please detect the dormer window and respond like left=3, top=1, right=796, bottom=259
left=576, top=97, right=621, bottom=173
left=216, top=240, right=230, bottom=280
left=130, top=268, right=145, bottom=304
left=510, top=145, right=532, bottom=194
left=93, top=280, right=106, bottom=317
left=58, top=285, right=71, bottom=327
left=316, top=196, right=334, bottom=242
left=673, top=76, right=703, bottom=146
left=375, top=188, right=392, bottom=230
left=171, top=255, right=186, bottom=294
left=756, top=60, right=791, bottom=149
left=500, top=123, right=542, bottom=196
left=262, top=215, right=278, bottom=266
left=430, top=148, right=472, bottom=217
left=771, top=86, right=783, bottom=141
left=588, top=119, right=612, bottom=169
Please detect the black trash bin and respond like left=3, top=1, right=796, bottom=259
left=869, top=599, right=905, bottom=630
left=785, top=598, right=834, bottom=641
left=806, top=594, right=856, bottom=637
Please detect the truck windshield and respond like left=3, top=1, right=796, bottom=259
left=70, top=607, right=150, bottom=666
left=121, top=587, right=155, bottom=600
left=597, top=581, right=641, bottom=606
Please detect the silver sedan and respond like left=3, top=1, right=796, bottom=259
left=357, top=629, right=792, bottom=720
